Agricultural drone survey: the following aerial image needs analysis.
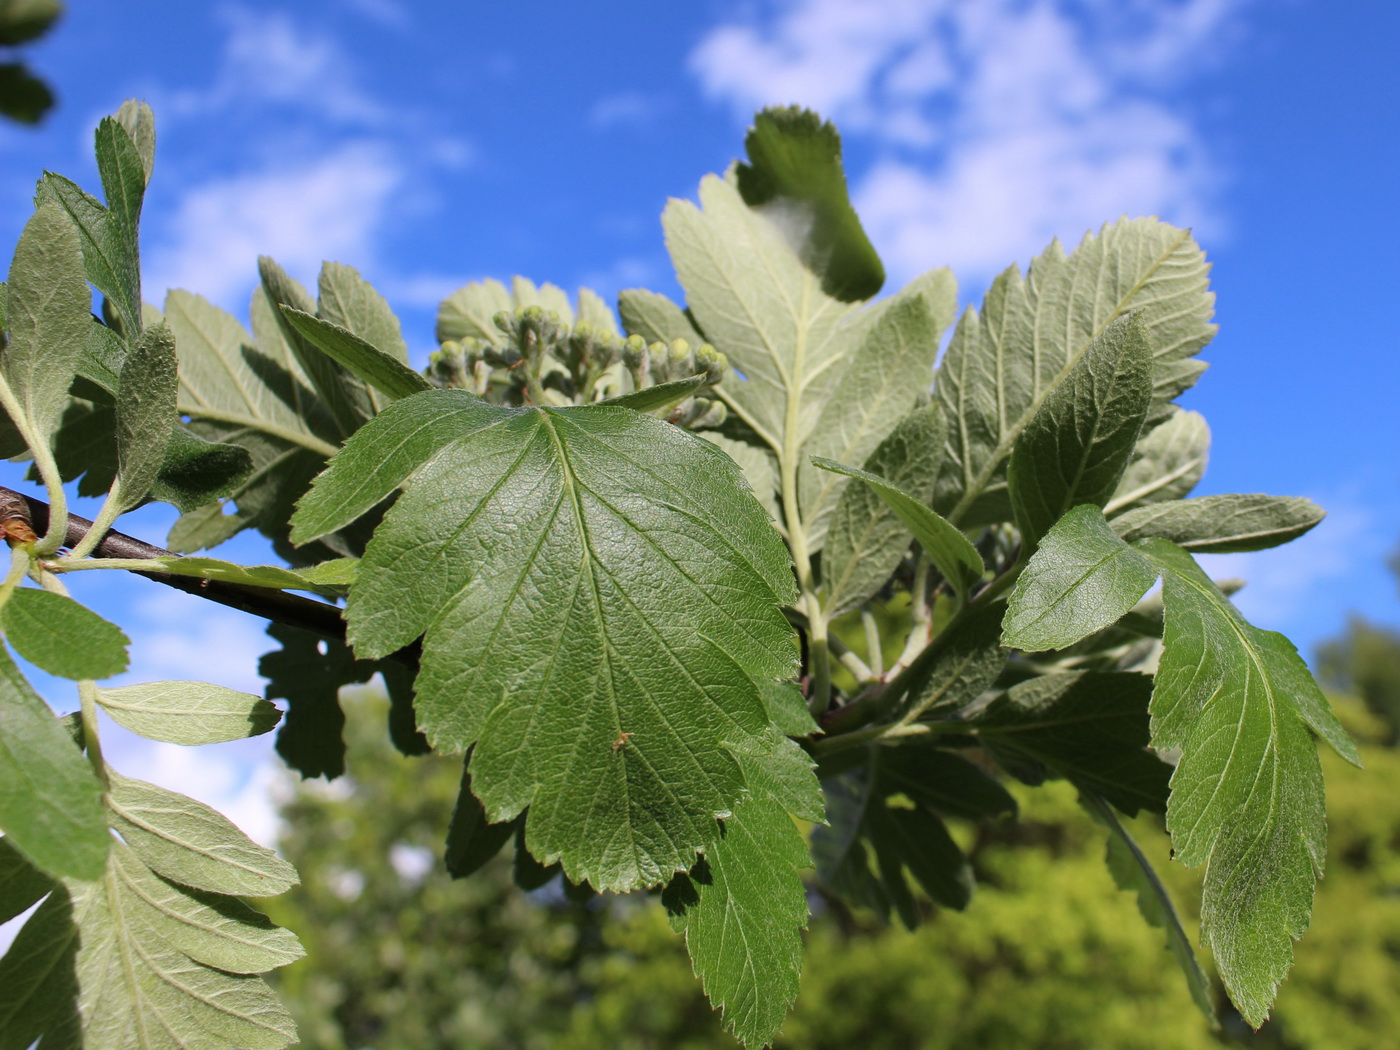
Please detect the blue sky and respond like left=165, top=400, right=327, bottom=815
left=0, top=0, right=1397, bottom=840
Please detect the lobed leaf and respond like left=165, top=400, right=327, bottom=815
left=1144, top=538, right=1357, bottom=1025
left=1007, top=313, right=1152, bottom=548
left=1111, top=493, right=1325, bottom=553
left=1, top=588, right=129, bottom=680
left=293, top=390, right=798, bottom=891
left=935, top=218, right=1215, bottom=525
left=0, top=646, right=108, bottom=880
left=95, top=681, right=280, bottom=746
left=664, top=796, right=810, bottom=1048
left=811, top=456, right=983, bottom=599
left=1002, top=504, right=1158, bottom=652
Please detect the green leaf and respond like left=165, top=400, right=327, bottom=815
left=33, top=173, right=140, bottom=337
left=0, top=0, right=62, bottom=46
left=113, top=99, right=156, bottom=184
left=0, top=646, right=107, bottom=880
left=935, top=219, right=1216, bottom=526
left=62, top=852, right=297, bottom=1049
left=811, top=456, right=983, bottom=599
left=137, top=555, right=350, bottom=596
left=107, top=839, right=304, bottom=974
left=756, top=679, right=819, bottom=737
left=165, top=288, right=339, bottom=553
left=1002, top=504, right=1158, bottom=652
left=1144, top=538, right=1357, bottom=1025
left=94, top=116, right=146, bottom=293
left=1106, top=407, right=1210, bottom=514
left=1081, top=792, right=1217, bottom=1025
left=104, top=772, right=298, bottom=897
left=95, top=681, right=280, bottom=746
left=821, top=402, right=944, bottom=616
left=1111, top=493, right=1325, bottom=553
left=897, top=600, right=1007, bottom=722
left=0, top=835, right=55, bottom=922
left=293, top=390, right=797, bottom=891
left=444, top=757, right=518, bottom=879
left=2, top=201, right=90, bottom=441
left=664, top=796, right=810, bottom=1048
left=1, top=588, right=129, bottom=680
left=617, top=287, right=704, bottom=348
left=0, top=884, right=79, bottom=1050
left=1007, top=314, right=1152, bottom=548
left=810, top=771, right=887, bottom=915
left=316, top=261, right=409, bottom=363
left=664, top=173, right=860, bottom=450
left=147, top=426, right=254, bottom=513
left=736, top=106, right=884, bottom=302
left=876, top=744, right=1017, bottom=822
left=258, top=256, right=373, bottom=439
left=727, top=729, right=824, bottom=825
left=798, top=273, right=956, bottom=548
left=976, top=671, right=1171, bottom=816
left=0, top=61, right=53, bottom=124
left=864, top=797, right=972, bottom=919
left=278, top=306, right=431, bottom=403
left=597, top=374, right=706, bottom=413
left=111, top=321, right=178, bottom=513
left=703, top=432, right=780, bottom=526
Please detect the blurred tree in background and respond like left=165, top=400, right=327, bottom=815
left=267, top=685, right=1400, bottom=1049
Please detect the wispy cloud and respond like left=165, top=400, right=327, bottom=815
left=143, top=142, right=404, bottom=310
left=691, top=0, right=1246, bottom=287
left=588, top=91, right=671, bottom=130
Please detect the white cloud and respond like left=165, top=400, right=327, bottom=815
left=169, top=5, right=389, bottom=126
left=143, top=142, right=404, bottom=311
left=588, top=92, right=670, bottom=129
left=691, top=0, right=1246, bottom=287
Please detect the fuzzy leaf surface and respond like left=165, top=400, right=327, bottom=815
left=1106, top=407, right=1210, bottom=514
left=821, top=403, right=944, bottom=615
left=1145, top=538, right=1357, bottom=1025
left=95, top=681, right=280, bottom=746
left=2, top=201, right=90, bottom=441
left=0, top=646, right=107, bottom=879
left=1007, top=313, right=1152, bottom=547
left=292, top=389, right=798, bottom=891
left=112, top=322, right=178, bottom=513
left=164, top=289, right=337, bottom=553
left=664, top=796, right=810, bottom=1048
left=935, top=218, right=1215, bottom=525
left=104, top=773, right=297, bottom=897
left=798, top=274, right=955, bottom=548
left=1002, top=505, right=1157, bottom=652
left=1, top=589, right=129, bottom=680
left=811, top=457, right=982, bottom=599
left=1111, top=494, right=1325, bottom=553
left=279, top=307, right=430, bottom=403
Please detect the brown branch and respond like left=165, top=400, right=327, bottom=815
left=1, top=485, right=419, bottom=670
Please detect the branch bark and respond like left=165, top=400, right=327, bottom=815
left=0, top=485, right=419, bottom=670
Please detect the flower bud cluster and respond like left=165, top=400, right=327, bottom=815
left=425, top=303, right=729, bottom=428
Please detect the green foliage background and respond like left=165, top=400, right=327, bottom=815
left=266, top=690, right=1400, bottom=1050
